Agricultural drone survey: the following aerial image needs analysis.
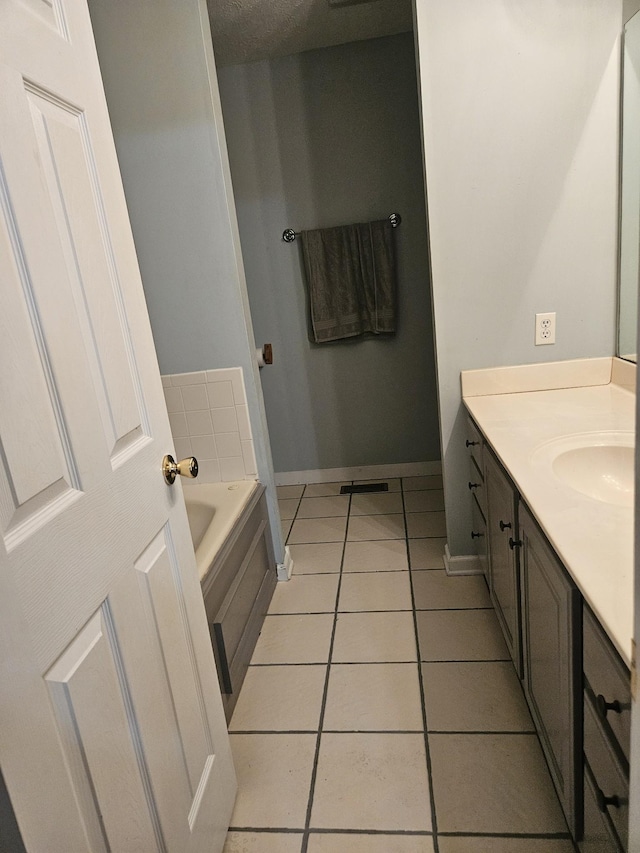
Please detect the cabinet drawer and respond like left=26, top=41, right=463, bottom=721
left=465, top=416, right=484, bottom=472
left=468, top=456, right=486, bottom=520
left=584, top=691, right=628, bottom=851
left=583, top=605, right=630, bottom=765
left=581, top=761, right=623, bottom=852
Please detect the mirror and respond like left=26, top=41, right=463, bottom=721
left=619, top=10, right=640, bottom=362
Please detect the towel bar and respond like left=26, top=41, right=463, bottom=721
left=282, top=212, right=401, bottom=243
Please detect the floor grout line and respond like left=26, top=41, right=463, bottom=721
left=299, top=488, right=352, bottom=853
left=401, top=478, right=441, bottom=853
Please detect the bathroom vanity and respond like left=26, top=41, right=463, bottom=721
left=462, top=357, right=634, bottom=850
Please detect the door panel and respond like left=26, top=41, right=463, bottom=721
left=0, top=1, right=236, bottom=850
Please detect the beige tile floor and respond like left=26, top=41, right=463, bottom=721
left=224, top=476, right=575, bottom=853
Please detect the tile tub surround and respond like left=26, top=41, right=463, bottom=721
left=161, top=368, right=257, bottom=483
left=223, top=477, right=572, bottom=852
left=462, top=358, right=636, bottom=664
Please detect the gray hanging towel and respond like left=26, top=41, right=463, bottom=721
left=299, top=218, right=397, bottom=343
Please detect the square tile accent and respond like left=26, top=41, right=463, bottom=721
left=332, top=612, right=417, bottom=663
left=307, top=835, right=435, bottom=853
left=404, top=489, right=445, bottom=513
left=181, top=383, right=208, bottom=411
left=429, top=733, right=567, bottom=833
left=338, top=571, right=412, bottom=612
left=216, top=432, right=242, bottom=458
left=163, top=367, right=256, bottom=482
left=353, top=478, right=401, bottom=492
left=229, top=734, right=316, bottom=829
left=251, top=614, right=334, bottom=664
left=278, top=498, right=300, bottom=520
left=403, top=474, right=443, bottom=491
left=310, top=733, right=431, bottom=831
left=408, top=538, right=446, bottom=570
left=412, top=571, right=491, bottom=610
left=207, top=381, right=234, bottom=409
left=186, top=410, right=212, bottom=435
left=163, top=386, right=183, bottom=412
left=406, top=511, right=447, bottom=539
left=289, top=543, right=344, bottom=574
left=297, top=495, right=350, bottom=518
left=229, top=665, right=326, bottom=732
left=224, top=833, right=303, bottom=853
left=304, top=481, right=351, bottom=497
left=437, top=838, right=573, bottom=853
left=277, top=484, right=305, bottom=499
left=421, top=662, right=534, bottom=732
left=168, top=411, right=188, bottom=437
left=268, top=574, right=340, bottom=614
left=343, top=540, right=408, bottom=573
left=350, top=492, right=403, bottom=515
left=211, top=407, right=238, bottom=434
left=347, top=514, right=405, bottom=541
left=323, top=663, right=424, bottom=731
left=416, top=610, right=509, bottom=661
left=190, top=434, right=216, bottom=460
left=288, top=517, right=348, bottom=544
left=219, top=456, right=246, bottom=481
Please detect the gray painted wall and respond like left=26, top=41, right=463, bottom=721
left=88, top=0, right=283, bottom=560
left=414, top=0, right=621, bottom=557
left=217, top=34, right=440, bottom=474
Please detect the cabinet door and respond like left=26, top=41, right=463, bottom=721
left=484, top=449, right=521, bottom=675
left=520, top=504, right=581, bottom=837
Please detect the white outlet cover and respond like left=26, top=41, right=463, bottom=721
left=535, top=312, right=556, bottom=346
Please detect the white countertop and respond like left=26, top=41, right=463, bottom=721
left=463, top=373, right=635, bottom=665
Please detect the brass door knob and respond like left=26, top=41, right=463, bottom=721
left=163, top=454, right=198, bottom=485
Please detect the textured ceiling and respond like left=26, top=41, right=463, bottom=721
left=207, top=0, right=414, bottom=66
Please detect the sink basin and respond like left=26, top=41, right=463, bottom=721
left=532, top=431, right=635, bottom=507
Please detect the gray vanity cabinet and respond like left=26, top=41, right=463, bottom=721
left=484, top=447, right=522, bottom=676
left=519, top=503, right=582, bottom=838
left=581, top=605, right=630, bottom=852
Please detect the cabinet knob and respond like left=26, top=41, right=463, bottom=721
left=499, top=520, right=512, bottom=532
left=508, top=537, right=522, bottom=550
left=468, top=482, right=481, bottom=491
left=471, top=531, right=484, bottom=539
left=596, top=693, right=625, bottom=718
left=595, top=787, right=624, bottom=813
left=466, top=439, right=479, bottom=448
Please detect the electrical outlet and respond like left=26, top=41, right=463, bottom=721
left=535, top=312, right=556, bottom=346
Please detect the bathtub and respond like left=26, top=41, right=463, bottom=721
left=183, top=479, right=277, bottom=721
left=183, top=480, right=259, bottom=581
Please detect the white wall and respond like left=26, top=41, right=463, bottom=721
left=414, top=0, right=621, bottom=555
left=88, top=0, right=284, bottom=561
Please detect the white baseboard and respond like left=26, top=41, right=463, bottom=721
left=275, top=460, right=442, bottom=486
left=444, top=544, right=483, bottom=576
left=277, top=546, right=294, bottom=581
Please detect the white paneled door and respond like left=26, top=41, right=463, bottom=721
left=0, top=1, right=236, bottom=851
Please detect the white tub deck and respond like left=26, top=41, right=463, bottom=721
left=183, top=480, right=259, bottom=580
